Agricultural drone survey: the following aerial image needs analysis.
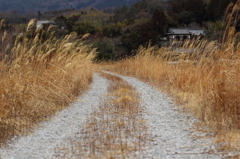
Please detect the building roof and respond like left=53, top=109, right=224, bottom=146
left=37, top=20, right=55, bottom=29
left=187, top=29, right=205, bottom=35
left=167, top=28, right=205, bottom=36
left=169, top=28, right=191, bottom=35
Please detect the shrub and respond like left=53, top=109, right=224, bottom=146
left=92, top=38, right=116, bottom=62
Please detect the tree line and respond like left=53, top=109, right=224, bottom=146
left=0, top=0, right=238, bottom=61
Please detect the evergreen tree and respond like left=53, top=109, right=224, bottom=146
left=151, top=9, right=167, bottom=35
left=206, top=0, right=234, bottom=21
left=206, top=0, right=219, bottom=21
left=215, top=0, right=231, bottom=19
left=38, top=11, right=42, bottom=20
left=185, top=0, right=204, bottom=24
left=171, top=0, right=186, bottom=14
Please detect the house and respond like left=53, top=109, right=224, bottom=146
left=165, top=28, right=191, bottom=41
left=165, top=28, right=205, bottom=41
left=36, top=20, right=55, bottom=29
left=188, top=29, right=204, bottom=36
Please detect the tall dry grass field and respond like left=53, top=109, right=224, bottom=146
left=106, top=0, right=240, bottom=151
left=0, top=19, right=95, bottom=145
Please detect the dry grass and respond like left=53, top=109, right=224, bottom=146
left=0, top=19, right=95, bottom=146
left=102, top=0, right=240, bottom=152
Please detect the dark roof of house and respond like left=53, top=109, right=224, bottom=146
left=168, top=28, right=205, bottom=35
left=169, top=28, right=191, bottom=35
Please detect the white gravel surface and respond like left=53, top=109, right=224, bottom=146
left=105, top=72, right=222, bottom=159
left=0, top=72, right=224, bottom=159
left=0, top=73, right=108, bottom=159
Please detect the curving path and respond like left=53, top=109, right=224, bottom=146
left=0, top=72, right=224, bottom=159
left=106, top=72, right=221, bottom=159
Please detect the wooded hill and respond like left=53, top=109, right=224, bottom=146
left=0, top=0, right=239, bottom=60
left=0, top=0, right=139, bottom=14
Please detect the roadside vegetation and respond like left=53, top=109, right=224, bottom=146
left=0, top=19, right=95, bottom=146
left=0, top=0, right=240, bottom=155
left=104, top=0, right=240, bottom=152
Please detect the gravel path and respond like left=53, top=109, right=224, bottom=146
left=0, top=72, right=222, bottom=159
left=0, top=73, right=108, bottom=159
left=105, top=72, right=221, bottom=159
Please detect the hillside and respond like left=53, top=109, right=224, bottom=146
left=0, top=0, right=140, bottom=14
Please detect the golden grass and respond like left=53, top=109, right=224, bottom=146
left=102, top=1, right=240, bottom=152
left=0, top=20, right=96, bottom=146
left=105, top=49, right=240, bottom=151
